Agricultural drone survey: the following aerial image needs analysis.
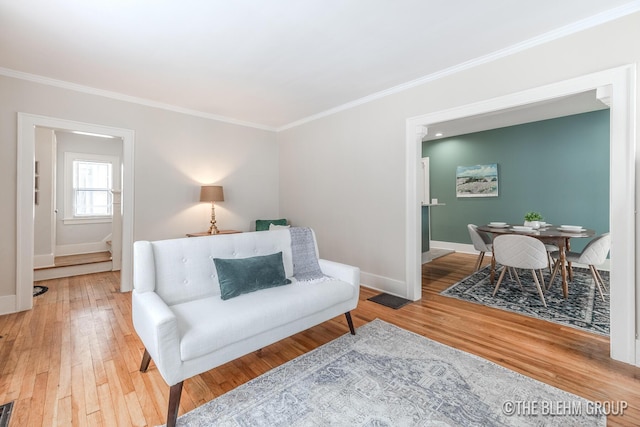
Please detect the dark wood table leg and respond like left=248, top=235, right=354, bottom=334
left=560, top=242, right=568, bottom=298
left=566, top=238, right=574, bottom=282
left=490, top=255, right=496, bottom=284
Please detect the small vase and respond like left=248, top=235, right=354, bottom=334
left=524, top=220, right=540, bottom=229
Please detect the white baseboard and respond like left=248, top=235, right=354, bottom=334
left=34, top=253, right=55, bottom=268
left=422, top=248, right=455, bottom=263
left=429, top=240, right=610, bottom=271
left=55, top=242, right=110, bottom=256
left=0, top=294, right=17, bottom=315
left=360, top=271, right=406, bottom=299
left=430, top=241, right=479, bottom=255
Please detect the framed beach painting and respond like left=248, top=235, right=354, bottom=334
left=456, top=164, right=498, bottom=197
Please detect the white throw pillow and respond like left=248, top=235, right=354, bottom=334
left=269, top=224, right=291, bottom=230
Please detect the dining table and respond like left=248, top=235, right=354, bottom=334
left=477, top=223, right=595, bottom=298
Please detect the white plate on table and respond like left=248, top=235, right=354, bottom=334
left=488, top=222, right=508, bottom=228
left=511, top=226, right=533, bottom=232
left=559, top=225, right=586, bottom=233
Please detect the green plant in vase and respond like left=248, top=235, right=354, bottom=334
left=524, top=211, right=543, bottom=229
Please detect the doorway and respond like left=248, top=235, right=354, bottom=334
left=34, top=128, right=122, bottom=280
left=16, top=114, right=135, bottom=312
left=405, top=65, right=636, bottom=365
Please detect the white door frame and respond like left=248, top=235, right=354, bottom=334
left=16, top=113, right=135, bottom=312
left=405, top=65, right=637, bottom=365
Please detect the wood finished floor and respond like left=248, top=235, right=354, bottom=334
left=1, top=252, right=639, bottom=426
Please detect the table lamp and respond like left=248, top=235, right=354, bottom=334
left=200, top=185, right=224, bottom=234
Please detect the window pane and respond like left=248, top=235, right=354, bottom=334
left=76, top=161, right=111, bottom=188
left=73, top=160, right=112, bottom=217
left=75, top=190, right=112, bottom=216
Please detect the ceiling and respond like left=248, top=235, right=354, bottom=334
left=0, top=1, right=637, bottom=130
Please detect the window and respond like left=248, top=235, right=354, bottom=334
left=73, top=160, right=112, bottom=216
left=64, top=152, right=119, bottom=224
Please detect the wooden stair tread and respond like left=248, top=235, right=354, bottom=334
left=35, top=251, right=112, bottom=270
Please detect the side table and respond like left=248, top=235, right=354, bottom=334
left=186, top=230, right=242, bottom=237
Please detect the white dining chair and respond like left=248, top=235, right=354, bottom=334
left=549, top=233, right=610, bottom=301
left=468, top=224, right=493, bottom=271
left=492, top=234, right=548, bottom=307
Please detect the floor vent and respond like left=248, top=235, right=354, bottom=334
left=367, top=293, right=412, bottom=309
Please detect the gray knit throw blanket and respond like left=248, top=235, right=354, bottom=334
left=290, top=227, right=326, bottom=282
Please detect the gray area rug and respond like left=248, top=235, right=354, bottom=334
left=441, top=265, right=609, bottom=336
left=174, top=319, right=604, bottom=426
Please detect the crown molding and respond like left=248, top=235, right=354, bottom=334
left=278, top=1, right=640, bottom=131
left=0, top=67, right=276, bottom=132
left=2, top=1, right=639, bottom=133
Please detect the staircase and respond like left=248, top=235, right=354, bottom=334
left=34, top=251, right=113, bottom=281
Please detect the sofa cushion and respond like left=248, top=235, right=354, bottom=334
left=269, top=223, right=290, bottom=230
left=147, top=230, right=294, bottom=306
left=214, top=252, right=291, bottom=300
left=172, top=278, right=356, bottom=362
left=256, top=218, right=287, bottom=231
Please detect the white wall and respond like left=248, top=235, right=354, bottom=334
left=278, top=13, right=640, bottom=298
left=278, top=108, right=408, bottom=294
left=0, top=76, right=280, bottom=300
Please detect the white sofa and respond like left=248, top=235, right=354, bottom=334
left=132, top=228, right=360, bottom=427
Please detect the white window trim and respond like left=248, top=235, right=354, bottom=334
left=63, top=152, right=120, bottom=225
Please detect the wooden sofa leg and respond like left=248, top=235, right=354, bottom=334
left=345, top=312, right=355, bottom=335
left=139, top=348, right=151, bottom=373
left=167, top=382, right=183, bottom=427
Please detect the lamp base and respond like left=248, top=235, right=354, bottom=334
left=208, top=202, right=219, bottom=234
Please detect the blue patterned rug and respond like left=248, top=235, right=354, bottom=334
left=441, top=265, right=609, bottom=336
left=173, top=320, right=604, bottom=426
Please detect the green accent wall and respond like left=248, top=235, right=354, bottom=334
left=422, top=109, right=610, bottom=253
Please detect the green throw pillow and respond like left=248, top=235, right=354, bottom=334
left=214, top=252, right=291, bottom=300
left=255, top=218, right=288, bottom=231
